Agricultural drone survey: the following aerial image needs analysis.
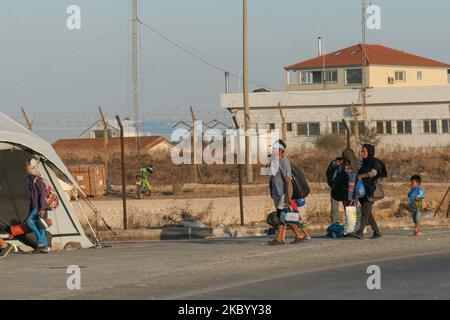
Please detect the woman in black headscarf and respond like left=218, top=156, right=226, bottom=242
left=352, top=144, right=382, bottom=239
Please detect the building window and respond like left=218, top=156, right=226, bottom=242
left=309, top=123, right=321, bottom=136
left=350, top=121, right=365, bottom=135
left=268, top=123, right=276, bottom=131
left=323, top=70, right=338, bottom=83
left=395, top=71, right=406, bottom=82
left=375, top=121, right=393, bottom=135
left=286, top=123, right=293, bottom=132
left=442, top=119, right=450, bottom=134
left=397, top=120, right=413, bottom=134
left=301, top=70, right=337, bottom=84
left=345, top=68, right=362, bottom=85
left=376, top=121, right=384, bottom=134
left=297, top=123, right=320, bottom=136
left=297, top=123, right=308, bottom=136
left=423, top=120, right=438, bottom=134
left=331, top=122, right=346, bottom=135
left=417, top=71, right=422, bottom=81
left=301, top=71, right=322, bottom=84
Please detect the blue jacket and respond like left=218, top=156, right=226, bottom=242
left=408, top=187, right=425, bottom=207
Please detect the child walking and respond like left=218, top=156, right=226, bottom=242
left=408, top=175, right=425, bottom=236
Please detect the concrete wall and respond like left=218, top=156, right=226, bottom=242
left=233, top=102, right=450, bottom=148
left=369, top=66, right=448, bottom=88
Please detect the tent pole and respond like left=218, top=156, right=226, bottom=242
left=76, top=200, right=101, bottom=246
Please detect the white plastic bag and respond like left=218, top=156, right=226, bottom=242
left=344, top=203, right=361, bottom=234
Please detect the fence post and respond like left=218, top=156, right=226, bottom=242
left=116, top=115, right=128, bottom=230
left=232, top=114, right=245, bottom=226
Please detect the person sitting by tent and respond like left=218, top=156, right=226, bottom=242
left=0, top=238, right=14, bottom=259
left=25, top=157, right=51, bottom=254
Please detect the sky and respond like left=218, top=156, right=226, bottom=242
left=0, top=0, right=449, bottom=141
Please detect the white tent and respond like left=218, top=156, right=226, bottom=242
left=0, top=112, right=93, bottom=248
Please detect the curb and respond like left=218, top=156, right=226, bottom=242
left=97, top=218, right=450, bottom=242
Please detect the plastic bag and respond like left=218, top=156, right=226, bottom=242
left=355, top=179, right=366, bottom=198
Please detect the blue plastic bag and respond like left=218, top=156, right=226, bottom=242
left=355, top=179, right=366, bottom=198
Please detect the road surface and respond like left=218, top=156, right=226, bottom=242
left=1, top=228, right=450, bottom=300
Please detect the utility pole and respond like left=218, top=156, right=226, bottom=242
left=361, top=0, right=368, bottom=127
left=243, top=0, right=253, bottom=183
left=352, top=103, right=360, bottom=150
left=278, top=103, right=287, bottom=141
left=98, top=106, right=109, bottom=181
left=21, top=107, right=33, bottom=131
left=131, top=0, right=140, bottom=155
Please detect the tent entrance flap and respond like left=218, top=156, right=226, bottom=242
left=0, top=149, right=81, bottom=237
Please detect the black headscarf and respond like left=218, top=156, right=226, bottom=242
left=361, top=144, right=376, bottom=170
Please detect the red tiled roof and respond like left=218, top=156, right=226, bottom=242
left=285, top=44, right=450, bottom=70
left=53, top=136, right=171, bottom=153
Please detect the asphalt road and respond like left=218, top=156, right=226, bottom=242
left=1, top=228, right=450, bottom=300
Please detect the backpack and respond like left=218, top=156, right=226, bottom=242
left=331, top=170, right=349, bottom=201
left=374, top=158, right=388, bottom=180
left=326, top=223, right=345, bottom=238
left=326, top=161, right=339, bottom=188
left=291, top=165, right=310, bottom=199
left=34, top=177, right=60, bottom=211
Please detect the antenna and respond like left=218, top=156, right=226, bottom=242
left=131, top=0, right=140, bottom=135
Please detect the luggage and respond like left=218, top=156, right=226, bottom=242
left=280, top=209, right=300, bottom=225
left=266, top=211, right=279, bottom=229
left=327, top=223, right=345, bottom=238
left=291, top=165, right=310, bottom=199
left=344, top=202, right=361, bottom=235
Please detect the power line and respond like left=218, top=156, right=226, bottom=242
left=303, top=0, right=338, bottom=50
left=137, top=18, right=278, bottom=91
left=255, top=0, right=310, bottom=57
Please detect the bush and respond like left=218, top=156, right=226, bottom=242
left=314, top=134, right=347, bottom=151
left=360, top=127, right=383, bottom=147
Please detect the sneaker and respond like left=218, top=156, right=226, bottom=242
left=0, top=244, right=14, bottom=259
left=267, top=240, right=284, bottom=246
left=32, top=247, right=50, bottom=254
left=349, top=233, right=363, bottom=240
left=290, top=237, right=305, bottom=244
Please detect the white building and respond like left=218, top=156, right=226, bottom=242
left=221, top=43, right=450, bottom=149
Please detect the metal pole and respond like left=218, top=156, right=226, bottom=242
left=131, top=0, right=140, bottom=157
left=98, top=106, right=109, bottom=181
left=232, top=114, right=245, bottom=226
left=243, top=0, right=253, bottom=183
left=21, top=107, right=33, bottom=131
left=116, top=115, right=128, bottom=230
left=352, top=103, right=360, bottom=150
left=434, top=186, right=450, bottom=218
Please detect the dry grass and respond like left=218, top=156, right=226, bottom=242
left=61, top=146, right=450, bottom=186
